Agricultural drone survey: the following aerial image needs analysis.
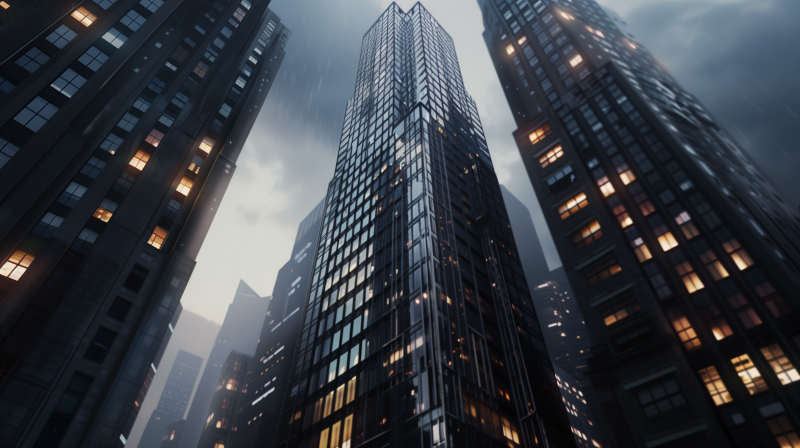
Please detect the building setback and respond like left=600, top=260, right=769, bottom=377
left=138, top=350, right=203, bottom=448
left=231, top=200, right=324, bottom=448
left=477, top=0, right=800, bottom=446
left=0, top=0, right=289, bottom=446
left=274, top=4, right=575, bottom=448
left=196, top=351, right=252, bottom=448
left=177, top=280, right=270, bottom=448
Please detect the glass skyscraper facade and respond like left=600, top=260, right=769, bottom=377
left=275, top=4, right=574, bottom=448
left=477, top=0, right=800, bottom=446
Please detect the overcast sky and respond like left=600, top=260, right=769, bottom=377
left=179, top=0, right=800, bottom=324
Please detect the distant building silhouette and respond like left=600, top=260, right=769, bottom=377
left=197, top=351, right=252, bottom=448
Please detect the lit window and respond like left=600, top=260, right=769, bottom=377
left=634, top=192, right=655, bottom=216
left=539, top=145, right=563, bottom=168
left=145, top=129, right=165, bottom=147
left=16, top=47, right=50, bottom=72
left=708, top=317, right=734, bottom=341
left=597, top=176, right=615, bottom=197
left=129, top=150, right=150, bottom=170
left=100, top=133, right=124, bottom=154
left=120, top=10, right=146, bottom=31
left=767, top=416, right=800, bottom=448
left=669, top=312, right=702, bottom=350
left=117, top=113, right=138, bottom=131
left=569, top=54, right=583, bottom=67
left=617, top=164, right=635, bottom=185
left=721, top=238, right=754, bottom=270
left=80, top=156, right=106, bottom=179
left=727, top=292, right=762, bottom=328
left=0, top=250, right=35, bottom=280
left=176, top=177, right=193, bottom=196
left=33, top=212, right=64, bottom=238
left=318, top=428, right=329, bottom=448
left=323, top=390, right=334, bottom=417
left=600, top=294, right=640, bottom=326
left=93, top=199, right=118, bottom=222
left=233, top=7, right=245, bottom=20
left=334, top=384, right=345, bottom=411
left=57, top=182, right=87, bottom=207
left=71, top=7, right=96, bottom=26
left=573, top=219, right=602, bottom=250
left=731, top=354, right=769, bottom=395
left=528, top=123, right=552, bottom=144
left=560, top=11, right=575, bottom=20
left=675, top=261, right=703, bottom=293
left=585, top=257, right=621, bottom=285
left=760, top=344, right=800, bottom=385
left=0, top=1, right=9, bottom=8
left=139, top=0, right=164, bottom=13
left=698, top=250, right=728, bottom=281
left=346, top=376, right=356, bottom=404
left=505, top=44, right=515, bottom=55
left=558, top=192, right=588, bottom=220
left=698, top=366, right=732, bottom=405
left=673, top=211, right=699, bottom=239
left=46, top=25, right=77, bottom=49
left=630, top=237, right=652, bottom=262
left=342, top=414, right=353, bottom=448
left=193, top=61, right=210, bottom=78
left=147, top=226, right=167, bottom=249
left=636, top=378, right=686, bottom=418
left=1, top=137, right=21, bottom=169
left=188, top=155, right=204, bottom=174
left=78, top=46, right=109, bottom=71
left=51, top=69, right=87, bottom=98
left=102, top=28, right=128, bottom=48
left=612, top=204, right=632, bottom=228
left=654, top=226, right=678, bottom=251
left=501, top=417, right=520, bottom=444
left=14, top=97, right=58, bottom=132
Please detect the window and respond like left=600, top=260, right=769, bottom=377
left=233, top=7, right=245, bottom=20
left=71, top=7, right=96, bottom=26
left=219, top=103, right=232, bottom=117
left=0, top=138, right=20, bottom=169
left=93, top=0, right=116, bottom=10
left=193, top=61, right=210, bottom=77
left=698, top=250, right=728, bottom=281
left=148, top=77, right=166, bottom=93
left=0, top=76, right=14, bottom=95
left=721, top=238, right=754, bottom=270
left=93, top=199, right=118, bottom=222
left=102, top=28, right=127, bottom=48
left=585, top=257, right=621, bottom=285
left=117, top=113, right=138, bottom=131
left=634, top=192, right=655, bottom=216
left=46, top=24, right=77, bottom=49
left=0, top=1, right=8, bottom=8
left=573, top=219, right=602, bottom=250
left=123, top=264, right=148, bottom=292
left=346, top=376, right=356, bottom=404
left=538, top=145, right=563, bottom=168
left=569, top=54, right=583, bottom=67
left=132, top=98, right=150, bottom=112
left=158, top=113, right=175, bottom=127
left=235, top=76, right=246, bottom=89
left=176, top=177, right=193, bottom=196
left=1, top=250, right=35, bottom=280
left=51, top=69, right=87, bottom=98
left=84, top=327, right=117, bottom=362
left=674, top=211, right=699, bottom=239
left=767, top=416, right=800, bottom=448
left=557, top=192, right=588, bottom=220
left=171, top=92, right=189, bottom=108
left=57, top=182, right=87, bottom=207
left=127, top=150, right=149, bottom=170
left=214, top=37, right=225, bottom=48
left=145, top=129, right=164, bottom=147
left=731, top=354, right=769, bottom=395
left=611, top=202, right=633, bottom=228
left=600, top=294, right=640, bottom=326
left=726, top=292, right=762, bottom=328
left=630, top=236, right=652, bottom=262
left=79, top=46, right=108, bottom=71
left=760, top=344, right=800, bottom=385
left=139, top=0, right=164, bottom=13
left=194, top=25, right=206, bottom=35
left=654, top=225, right=678, bottom=251
left=33, top=212, right=64, bottom=238
left=505, top=44, right=515, bottom=55
left=597, top=175, right=615, bottom=197
left=502, top=417, right=520, bottom=444
left=528, top=123, right=552, bottom=144
left=546, top=165, right=575, bottom=192
left=635, top=378, right=686, bottom=418
left=617, top=163, right=636, bottom=185
left=673, top=261, right=703, bottom=293
left=100, top=133, right=124, bottom=153
left=120, top=10, right=146, bottom=31
left=80, top=157, right=106, bottom=179
left=16, top=47, right=49, bottom=72
left=112, top=171, right=136, bottom=194
left=14, top=97, right=58, bottom=132
left=171, top=46, right=189, bottom=63
left=698, top=366, right=732, bottom=405
left=147, top=226, right=168, bottom=249
left=221, top=26, right=232, bottom=38
left=668, top=311, right=702, bottom=350
left=72, top=228, right=99, bottom=253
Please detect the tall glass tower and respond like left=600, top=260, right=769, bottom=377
left=275, top=4, right=575, bottom=448
left=477, top=0, right=800, bottom=447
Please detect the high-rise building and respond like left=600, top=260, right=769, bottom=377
left=196, top=351, right=252, bottom=448
left=553, top=364, right=600, bottom=448
left=159, top=420, right=185, bottom=448
left=178, top=281, right=270, bottom=448
left=0, top=0, right=288, bottom=445
left=232, top=200, right=324, bottom=448
left=273, top=4, right=575, bottom=448
left=138, top=350, right=203, bottom=448
left=477, top=0, right=800, bottom=446
left=499, top=185, right=550, bottom=289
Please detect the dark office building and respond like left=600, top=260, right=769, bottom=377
left=159, top=419, right=185, bottom=448
left=553, top=363, right=601, bottom=448
left=138, top=350, right=203, bottom=448
left=499, top=185, right=550, bottom=290
left=196, top=351, right=252, bottom=448
left=478, top=0, right=800, bottom=446
left=178, top=281, right=270, bottom=448
left=273, top=4, right=575, bottom=448
left=232, top=199, right=324, bottom=448
left=0, top=0, right=289, bottom=445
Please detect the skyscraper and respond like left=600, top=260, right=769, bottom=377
left=232, top=200, right=324, bottom=448
left=178, top=281, right=270, bottom=448
left=499, top=185, right=550, bottom=290
left=196, top=351, right=252, bottom=448
left=0, top=0, right=289, bottom=445
left=477, top=0, right=800, bottom=446
left=274, top=4, right=575, bottom=448
left=138, top=350, right=203, bottom=448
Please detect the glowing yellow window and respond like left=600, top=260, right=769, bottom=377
left=93, top=199, right=118, bottom=222
left=330, top=420, right=341, bottom=448
left=346, top=376, right=356, bottom=404
left=528, top=123, right=552, bottom=145
left=760, top=344, right=800, bottom=385
left=176, top=177, right=193, bottom=196
left=722, top=238, right=754, bottom=270
left=147, top=226, right=168, bottom=249
left=600, top=294, right=640, bottom=326
left=334, top=384, right=345, bottom=411
left=569, top=54, right=583, bottom=67
left=698, top=366, right=732, bottom=405
left=708, top=317, right=733, bottom=341
left=654, top=226, right=678, bottom=251
left=342, top=414, right=353, bottom=448
left=675, top=261, right=703, bottom=293
left=501, top=417, right=520, bottom=444
left=72, top=7, right=96, bottom=26
left=768, top=416, right=800, bottom=448
left=0, top=1, right=10, bottom=9
left=698, top=250, right=728, bottom=281
left=539, top=145, right=563, bottom=168
left=129, top=150, right=151, bottom=170
left=318, top=428, right=329, bottom=448
left=674, top=211, right=699, bottom=239
left=213, top=443, right=224, bottom=448
left=630, top=237, right=652, bottom=263
left=557, top=192, right=588, bottom=220
left=323, top=390, right=334, bottom=418
left=0, top=250, right=35, bottom=280
left=573, top=219, right=602, bottom=250
left=731, top=354, right=769, bottom=395
left=313, top=397, right=323, bottom=423
left=597, top=176, right=615, bottom=197
left=199, top=136, right=215, bottom=153
left=616, top=164, right=635, bottom=185
left=560, top=11, right=575, bottom=20
left=517, top=35, right=527, bottom=45
left=505, top=44, right=515, bottom=55
left=670, top=313, right=702, bottom=350
left=612, top=204, right=632, bottom=228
